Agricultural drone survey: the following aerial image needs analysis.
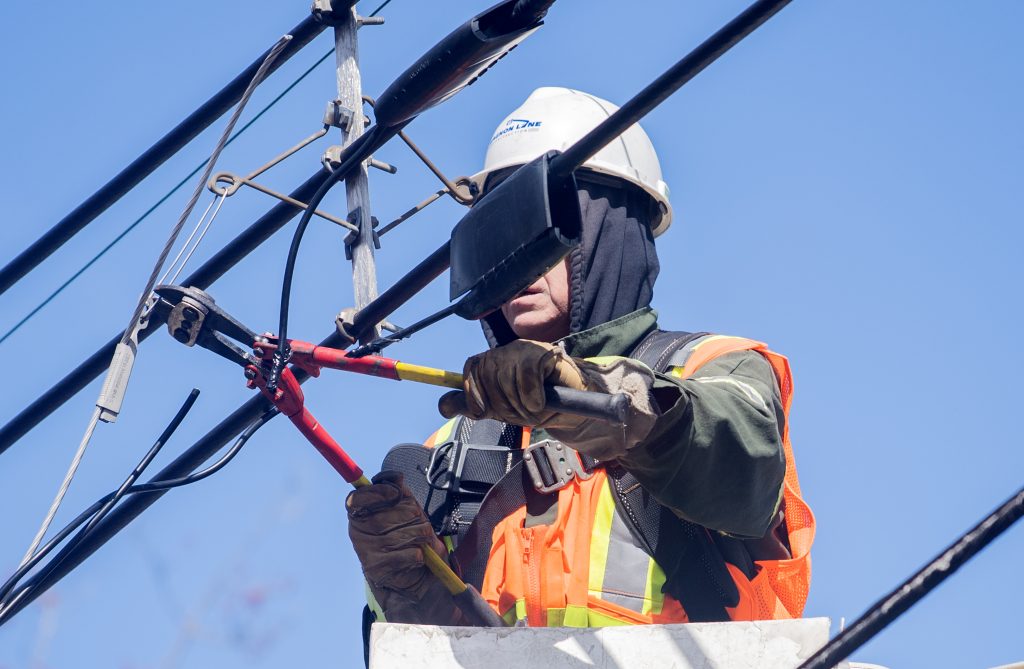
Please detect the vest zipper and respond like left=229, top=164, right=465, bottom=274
left=522, top=530, right=543, bottom=626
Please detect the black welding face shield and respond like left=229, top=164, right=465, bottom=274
left=449, top=152, right=582, bottom=325
left=478, top=165, right=521, bottom=196
left=479, top=167, right=661, bottom=348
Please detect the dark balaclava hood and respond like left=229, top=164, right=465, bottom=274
left=481, top=177, right=661, bottom=347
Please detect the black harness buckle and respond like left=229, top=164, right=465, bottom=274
left=522, top=439, right=595, bottom=494
left=426, top=440, right=519, bottom=496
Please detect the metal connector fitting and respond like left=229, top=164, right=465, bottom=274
left=323, top=100, right=356, bottom=131
left=343, top=209, right=380, bottom=260
left=523, top=439, right=595, bottom=494
left=311, top=0, right=358, bottom=26
left=334, top=307, right=359, bottom=346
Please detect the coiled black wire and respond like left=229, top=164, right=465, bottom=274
left=0, top=395, right=277, bottom=619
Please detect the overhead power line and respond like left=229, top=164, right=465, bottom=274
left=11, top=35, right=292, bottom=589
left=0, top=0, right=396, bottom=345
left=0, top=49, right=333, bottom=346
left=0, top=0, right=818, bottom=630
left=0, top=168, right=332, bottom=457
left=0, top=16, right=327, bottom=298
left=798, top=483, right=1024, bottom=669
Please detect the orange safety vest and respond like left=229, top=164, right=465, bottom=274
left=424, top=335, right=814, bottom=627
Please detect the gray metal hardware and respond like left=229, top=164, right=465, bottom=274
left=522, top=439, right=594, bottom=494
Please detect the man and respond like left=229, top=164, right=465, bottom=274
left=347, top=88, right=813, bottom=634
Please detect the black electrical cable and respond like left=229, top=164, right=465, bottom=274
left=348, top=303, right=457, bottom=357
left=797, top=482, right=1024, bottom=669
left=0, top=404, right=277, bottom=620
left=0, top=353, right=318, bottom=623
left=131, top=409, right=276, bottom=489
left=511, top=0, right=556, bottom=24
left=549, top=0, right=793, bottom=182
left=0, top=16, right=326, bottom=298
left=0, top=2, right=404, bottom=346
left=0, top=168, right=333, bottom=458
left=269, top=124, right=397, bottom=391
left=84, top=390, right=201, bottom=536
left=0, top=388, right=200, bottom=608
left=0, top=0, right=400, bottom=347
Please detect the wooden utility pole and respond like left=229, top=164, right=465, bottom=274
left=333, top=4, right=379, bottom=336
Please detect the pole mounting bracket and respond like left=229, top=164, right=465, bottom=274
left=344, top=207, right=380, bottom=260
left=324, top=100, right=356, bottom=132
left=311, top=0, right=359, bottom=26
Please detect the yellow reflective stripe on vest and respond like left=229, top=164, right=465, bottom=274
left=642, top=558, right=667, bottom=615
left=500, top=480, right=670, bottom=626
left=365, top=581, right=386, bottom=622
left=587, top=480, right=617, bottom=598
left=427, top=417, right=459, bottom=447
left=546, top=605, right=590, bottom=627
left=502, top=599, right=528, bottom=625
left=588, top=481, right=666, bottom=616
left=505, top=602, right=628, bottom=628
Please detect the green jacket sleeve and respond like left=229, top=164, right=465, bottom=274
left=616, top=349, right=786, bottom=539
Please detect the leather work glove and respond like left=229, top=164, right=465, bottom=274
left=438, top=340, right=662, bottom=460
left=346, top=471, right=461, bottom=624
left=439, top=339, right=587, bottom=429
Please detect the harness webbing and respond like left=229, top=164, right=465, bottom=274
left=614, top=329, right=740, bottom=621
left=382, top=329, right=750, bottom=622
left=453, top=457, right=533, bottom=590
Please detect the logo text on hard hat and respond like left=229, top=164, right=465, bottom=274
left=491, top=118, right=542, bottom=141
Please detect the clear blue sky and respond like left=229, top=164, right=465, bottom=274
left=1, top=1, right=1022, bottom=667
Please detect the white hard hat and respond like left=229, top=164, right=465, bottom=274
left=471, top=87, right=673, bottom=236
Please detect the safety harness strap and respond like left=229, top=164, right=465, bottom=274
left=380, top=329, right=745, bottom=621
left=380, top=420, right=523, bottom=544
left=616, top=329, right=740, bottom=621
left=454, top=458, right=533, bottom=590
left=629, top=328, right=706, bottom=371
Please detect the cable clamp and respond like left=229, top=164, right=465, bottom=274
left=96, top=303, right=156, bottom=424
left=323, top=100, right=356, bottom=131
left=334, top=307, right=359, bottom=346
left=343, top=207, right=380, bottom=260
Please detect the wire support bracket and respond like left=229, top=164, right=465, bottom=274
left=362, top=95, right=476, bottom=204
left=206, top=124, right=357, bottom=230
left=324, top=99, right=358, bottom=132
left=209, top=171, right=356, bottom=232
left=376, top=187, right=447, bottom=238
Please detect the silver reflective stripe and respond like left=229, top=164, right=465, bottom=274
left=663, top=333, right=716, bottom=373
left=596, top=504, right=657, bottom=613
